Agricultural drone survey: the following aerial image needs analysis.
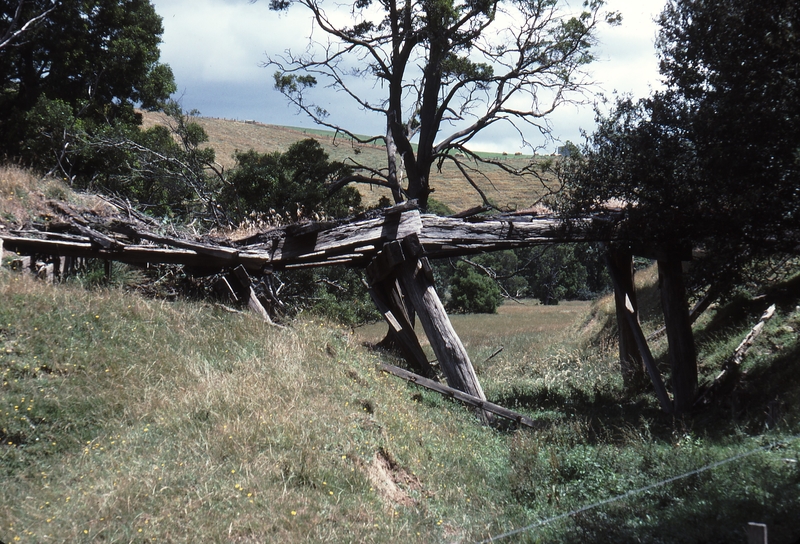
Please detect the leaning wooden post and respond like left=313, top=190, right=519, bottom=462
left=395, top=235, right=490, bottom=421
left=658, top=257, right=697, bottom=414
left=364, top=276, right=437, bottom=379
left=608, top=247, right=645, bottom=388
left=605, top=251, right=672, bottom=413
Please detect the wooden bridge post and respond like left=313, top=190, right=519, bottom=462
left=397, top=236, right=490, bottom=422
left=658, top=257, right=697, bottom=414
left=364, top=277, right=436, bottom=379
left=605, top=249, right=672, bottom=413
left=367, top=234, right=490, bottom=422
left=609, top=248, right=646, bottom=389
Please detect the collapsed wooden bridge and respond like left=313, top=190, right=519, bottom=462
left=0, top=198, right=699, bottom=422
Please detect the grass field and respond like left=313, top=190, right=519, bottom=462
left=3, top=158, right=800, bottom=543
left=2, top=264, right=800, bottom=543
left=140, top=112, right=558, bottom=212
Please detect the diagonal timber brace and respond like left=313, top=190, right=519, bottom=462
left=366, top=234, right=490, bottom=422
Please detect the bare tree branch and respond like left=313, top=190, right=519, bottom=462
left=264, top=0, right=617, bottom=211
left=1, top=0, right=58, bottom=51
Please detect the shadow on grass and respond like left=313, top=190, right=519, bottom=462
left=562, top=467, right=800, bottom=544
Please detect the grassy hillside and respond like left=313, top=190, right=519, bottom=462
left=2, top=265, right=800, bottom=542
left=2, top=168, right=800, bottom=542
left=140, top=112, right=557, bottom=212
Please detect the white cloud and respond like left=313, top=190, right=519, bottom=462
left=150, top=0, right=667, bottom=150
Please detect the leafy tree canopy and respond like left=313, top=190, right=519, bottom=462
left=446, top=260, right=504, bottom=313
left=0, top=0, right=176, bottom=162
left=219, top=138, right=363, bottom=222
left=265, top=0, right=619, bottom=210
left=560, top=0, right=800, bottom=292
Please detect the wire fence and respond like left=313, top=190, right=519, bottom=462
left=476, top=432, right=800, bottom=543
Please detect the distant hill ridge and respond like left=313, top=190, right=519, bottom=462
left=140, top=111, right=553, bottom=212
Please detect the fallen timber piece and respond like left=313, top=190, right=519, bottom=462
left=695, top=304, right=776, bottom=406
left=380, top=363, right=541, bottom=429
left=731, top=304, right=776, bottom=367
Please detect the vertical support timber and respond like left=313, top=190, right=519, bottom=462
left=609, top=248, right=645, bottom=388
left=395, top=236, right=489, bottom=421
left=365, top=277, right=436, bottom=379
left=606, top=250, right=672, bottom=413
left=658, top=258, right=697, bottom=414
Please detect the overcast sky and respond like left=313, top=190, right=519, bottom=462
left=150, top=0, right=666, bottom=153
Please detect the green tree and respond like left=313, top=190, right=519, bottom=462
left=0, top=0, right=175, bottom=169
left=446, top=261, right=504, bottom=313
left=561, top=0, right=800, bottom=294
left=97, top=102, right=224, bottom=220
left=526, top=245, right=588, bottom=305
left=266, top=0, right=619, bottom=211
left=220, top=139, right=363, bottom=222
left=0, top=0, right=57, bottom=51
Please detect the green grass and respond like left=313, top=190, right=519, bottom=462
left=2, top=267, right=800, bottom=543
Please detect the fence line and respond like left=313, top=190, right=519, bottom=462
left=475, top=432, right=800, bottom=544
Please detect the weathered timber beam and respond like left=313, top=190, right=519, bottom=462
left=5, top=208, right=619, bottom=273
left=269, top=210, right=423, bottom=264
left=0, top=234, right=270, bottom=273
left=380, top=363, right=541, bottom=429
left=605, top=250, right=673, bottom=413
left=417, top=214, right=605, bottom=258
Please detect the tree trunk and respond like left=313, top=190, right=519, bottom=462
left=658, top=258, right=697, bottom=414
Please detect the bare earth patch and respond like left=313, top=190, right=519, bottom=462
left=362, top=449, right=425, bottom=509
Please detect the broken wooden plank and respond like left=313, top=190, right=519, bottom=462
left=380, top=363, right=541, bottom=429
left=71, top=223, right=119, bottom=249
